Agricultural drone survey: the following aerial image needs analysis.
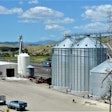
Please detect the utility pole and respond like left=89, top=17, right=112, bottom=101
left=102, top=81, right=111, bottom=112
left=19, top=35, right=23, bottom=54
left=102, top=70, right=112, bottom=112
left=109, top=85, right=111, bottom=112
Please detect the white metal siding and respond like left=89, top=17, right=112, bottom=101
left=0, top=64, right=17, bottom=77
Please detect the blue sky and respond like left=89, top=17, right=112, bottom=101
left=0, top=0, right=112, bottom=42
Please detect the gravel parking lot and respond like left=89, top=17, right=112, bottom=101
left=0, top=78, right=109, bottom=112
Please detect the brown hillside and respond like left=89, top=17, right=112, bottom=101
left=25, top=43, right=55, bottom=56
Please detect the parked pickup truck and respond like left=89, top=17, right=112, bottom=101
left=7, top=100, right=27, bottom=111
left=0, top=95, right=6, bottom=105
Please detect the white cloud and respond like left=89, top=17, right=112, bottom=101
left=28, top=0, right=39, bottom=4
left=63, top=30, right=72, bottom=34
left=74, top=22, right=107, bottom=32
left=20, top=6, right=64, bottom=19
left=0, top=6, right=23, bottom=14
left=45, top=24, right=64, bottom=30
left=18, top=19, right=39, bottom=23
left=0, top=5, right=74, bottom=33
left=82, top=4, right=112, bottom=21
left=19, top=1, right=24, bottom=5
left=63, top=17, right=75, bottom=23
left=76, top=4, right=112, bottom=32
left=45, top=17, right=74, bottom=24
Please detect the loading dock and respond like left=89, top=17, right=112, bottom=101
left=6, top=69, right=14, bottom=77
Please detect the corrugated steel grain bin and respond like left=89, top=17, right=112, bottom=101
left=90, top=59, right=112, bottom=98
left=70, top=37, right=108, bottom=95
left=51, top=37, right=75, bottom=91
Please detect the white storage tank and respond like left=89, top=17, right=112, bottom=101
left=18, top=53, right=30, bottom=77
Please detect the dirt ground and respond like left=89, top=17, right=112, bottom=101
left=0, top=78, right=109, bottom=112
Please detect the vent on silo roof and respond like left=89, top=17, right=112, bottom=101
left=73, top=37, right=107, bottom=48
left=53, top=37, right=76, bottom=48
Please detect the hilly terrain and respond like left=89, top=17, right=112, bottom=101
left=0, top=37, right=111, bottom=57
left=0, top=43, right=56, bottom=64
left=0, top=40, right=57, bottom=56
left=25, top=43, right=55, bottom=56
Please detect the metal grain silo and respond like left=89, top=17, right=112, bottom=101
left=90, top=59, right=112, bottom=98
left=52, top=37, right=75, bottom=91
left=70, top=37, right=108, bottom=95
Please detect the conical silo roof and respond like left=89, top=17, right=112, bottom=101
left=53, top=37, right=75, bottom=48
left=73, top=37, right=107, bottom=48
left=90, top=59, right=112, bottom=74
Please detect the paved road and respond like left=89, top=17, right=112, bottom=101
left=0, top=79, right=109, bottom=112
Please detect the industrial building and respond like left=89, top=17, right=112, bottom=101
left=90, top=59, right=112, bottom=98
left=51, top=35, right=108, bottom=96
left=0, top=52, right=31, bottom=78
left=0, top=61, right=17, bottom=78
left=0, top=36, right=31, bottom=78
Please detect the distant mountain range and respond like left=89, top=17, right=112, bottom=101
left=26, top=40, right=56, bottom=45
left=0, top=41, right=19, bottom=45
left=0, top=40, right=56, bottom=46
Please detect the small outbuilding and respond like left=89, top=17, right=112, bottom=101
left=90, top=59, right=112, bottom=98
left=26, top=65, right=34, bottom=78
left=0, top=61, right=17, bottom=78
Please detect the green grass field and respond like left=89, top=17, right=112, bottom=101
left=30, top=55, right=51, bottom=64
left=0, top=55, right=50, bottom=64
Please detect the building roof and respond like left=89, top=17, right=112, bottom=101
left=0, top=61, right=17, bottom=65
left=27, top=65, right=34, bottom=68
left=90, top=59, right=112, bottom=73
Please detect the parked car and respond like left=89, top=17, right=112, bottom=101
left=7, top=100, right=27, bottom=111
left=0, top=95, right=6, bottom=105
left=42, top=61, right=51, bottom=67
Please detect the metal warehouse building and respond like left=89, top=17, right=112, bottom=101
left=0, top=61, right=17, bottom=78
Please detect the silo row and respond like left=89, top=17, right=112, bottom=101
left=51, top=37, right=108, bottom=95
